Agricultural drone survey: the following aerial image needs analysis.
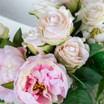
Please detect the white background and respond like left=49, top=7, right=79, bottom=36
left=0, top=0, right=37, bottom=26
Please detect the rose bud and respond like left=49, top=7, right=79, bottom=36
left=62, top=0, right=82, bottom=13
left=0, top=23, right=9, bottom=39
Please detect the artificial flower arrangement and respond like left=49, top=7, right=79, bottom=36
left=0, top=0, right=104, bottom=104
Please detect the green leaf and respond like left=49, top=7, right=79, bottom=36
left=13, top=28, right=23, bottom=47
left=1, top=81, right=14, bottom=90
left=93, top=51, right=104, bottom=71
left=0, top=38, right=3, bottom=42
left=56, top=58, right=85, bottom=88
left=67, top=70, right=85, bottom=88
left=0, top=39, right=13, bottom=48
left=28, top=11, right=40, bottom=19
left=71, top=20, right=82, bottom=36
left=62, top=89, right=92, bottom=104
left=89, top=44, right=103, bottom=57
left=87, top=61, right=101, bottom=74
left=96, top=77, right=104, bottom=101
left=0, top=99, right=4, bottom=103
left=75, top=67, right=102, bottom=90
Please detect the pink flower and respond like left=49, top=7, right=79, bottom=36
left=0, top=46, right=26, bottom=103
left=0, top=86, right=19, bottom=104
left=15, top=54, right=72, bottom=104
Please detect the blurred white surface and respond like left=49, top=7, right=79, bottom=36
left=0, top=0, right=37, bottom=26
left=0, top=15, right=32, bottom=40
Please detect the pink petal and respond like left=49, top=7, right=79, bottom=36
left=0, top=86, right=19, bottom=103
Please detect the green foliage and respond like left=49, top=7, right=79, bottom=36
left=62, top=89, right=92, bottom=104
left=65, top=0, right=81, bottom=13
left=89, top=44, right=103, bottom=57
left=0, top=38, right=13, bottom=48
left=92, top=51, right=104, bottom=71
left=1, top=81, right=14, bottom=90
left=67, top=69, right=85, bottom=88
left=0, top=28, right=23, bottom=48
left=75, top=67, right=102, bottom=90
left=28, top=11, right=40, bottom=19
left=96, top=77, right=104, bottom=101
left=71, top=20, right=82, bottom=36
left=0, top=99, right=4, bottom=104
left=13, top=28, right=23, bottom=47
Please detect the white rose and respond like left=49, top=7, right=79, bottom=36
left=55, top=37, right=89, bottom=72
left=37, top=6, right=74, bottom=45
left=76, top=2, right=104, bottom=27
left=22, top=28, right=53, bottom=54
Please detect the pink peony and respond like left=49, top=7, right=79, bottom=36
left=15, top=54, right=72, bottom=104
left=0, top=86, right=19, bottom=104
left=0, top=46, right=26, bottom=103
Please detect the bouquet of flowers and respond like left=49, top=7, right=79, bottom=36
left=0, top=0, right=104, bottom=104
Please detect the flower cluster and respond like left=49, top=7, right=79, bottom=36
left=77, top=0, right=104, bottom=45
left=0, top=0, right=104, bottom=104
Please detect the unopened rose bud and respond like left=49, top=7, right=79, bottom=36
left=0, top=23, right=9, bottom=39
left=62, top=0, right=82, bottom=13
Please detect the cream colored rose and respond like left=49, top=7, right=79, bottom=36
left=37, top=6, right=74, bottom=45
left=55, top=37, right=89, bottom=72
left=77, top=2, right=104, bottom=27
left=22, top=28, right=53, bottom=54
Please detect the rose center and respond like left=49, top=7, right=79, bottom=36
left=69, top=47, right=75, bottom=52
left=33, top=81, right=46, bottom=94
left=50, top=16, right=59, bottom=24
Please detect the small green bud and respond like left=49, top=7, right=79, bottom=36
left=63, top=0, right=82, bottom=13
left=0, top=23, right=9, bottom=39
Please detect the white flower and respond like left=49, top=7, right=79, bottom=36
left=76, top=2, right=104, bottom=27
left=55, top=37, right=89, bottom=72
left=88, top=38, right=96, bottom=44
left=82, top=27, right=104, bottom=44
left=94, top=33, right=104, bottom=43
left=37, top=6, right=74, bottom=45
left=22, top=28, right=53, bottom=54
